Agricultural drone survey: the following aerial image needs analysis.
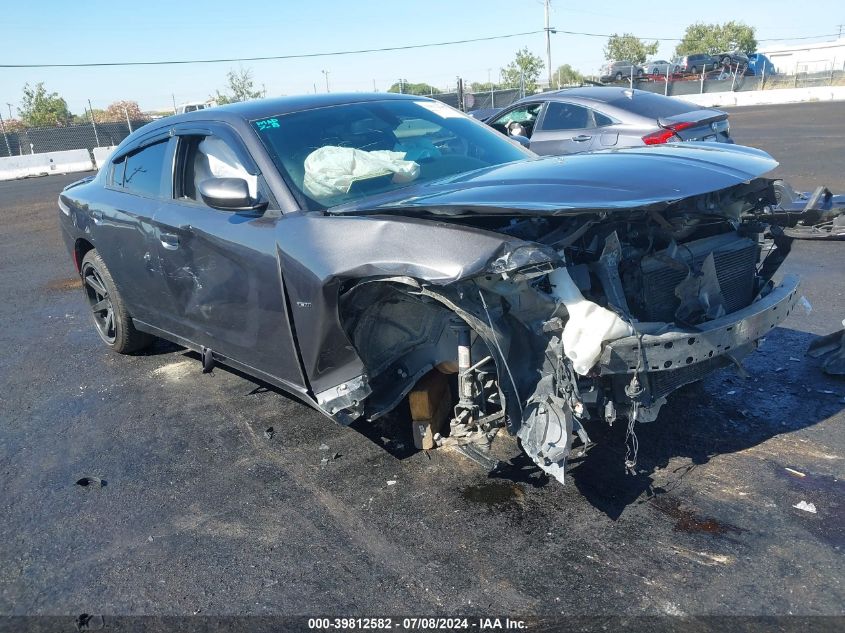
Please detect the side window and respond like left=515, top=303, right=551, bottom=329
left=594, top=111, right=614, bottom=127
left=490, top=103, right=543, bottom=138
left=175, top=135, right=258, bottom=203
left=113, top=140, right=169, bottom=198
left=539, top=102, right=592, bottom=131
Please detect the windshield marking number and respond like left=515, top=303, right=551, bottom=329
left=256, top=118, right=281, bottom=131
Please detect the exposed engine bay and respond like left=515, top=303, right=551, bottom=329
left=332, top=176, right=801, bottom=484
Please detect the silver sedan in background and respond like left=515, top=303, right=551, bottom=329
left=644, top=59, right=678, bottom=75
left=599, top=61, right=644, bottom=82
left=485, top=87, right=732, bottom=155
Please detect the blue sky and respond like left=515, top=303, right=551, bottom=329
left=1, top=0, right=842, bottom=116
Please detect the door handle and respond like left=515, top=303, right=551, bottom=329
left=159, top=233, right=180, bottom=250
left=572, top=134, right=592, bottom=142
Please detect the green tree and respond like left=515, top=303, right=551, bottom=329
left=387, top=80, right=436, bottom=95
left=214, top=67, right=264, bottom=104
left=604, top=33, right=659, bottom=65
left=500, top=47, right=545, bottom=93
left=552, top=64, right=584, bottom=88
left=675, top=22, right=757, bottom=56
left=18, top=83, right=72, bottom=127
left=469, top=81, right=499, bottom=92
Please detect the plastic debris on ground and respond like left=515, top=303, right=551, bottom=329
left=793, top=500, right=817, bottom=514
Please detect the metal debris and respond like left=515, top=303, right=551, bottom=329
left=807, top=320, right=845, bottom=376
left=263, top=426, right=275, bottom=439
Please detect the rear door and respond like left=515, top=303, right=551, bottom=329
left=529, top=101, right=597, bottom=155
left=150, top=122, right=307, bottom=393
left=94, top=134, right=175, bottom=326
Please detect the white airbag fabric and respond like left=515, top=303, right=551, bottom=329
left=303, top=146, right=419, bottom=200
left=549, top=267, right=634, bottom=376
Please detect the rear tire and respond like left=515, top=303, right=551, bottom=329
left=80, top=249, right=153, bottom=354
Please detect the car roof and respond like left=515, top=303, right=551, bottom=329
left=513, top=86, right=646, bottom=106
left=162, top=92, right=423, bottom=125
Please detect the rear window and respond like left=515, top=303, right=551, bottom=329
left=609, top=91, right=695, bottom=118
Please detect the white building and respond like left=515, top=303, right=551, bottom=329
left=759, top=37, right=845, bottom=74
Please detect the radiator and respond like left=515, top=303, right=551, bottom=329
left=637, top=233, right=758, bottom=322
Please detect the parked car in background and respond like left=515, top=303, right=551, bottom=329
left=599, top=61, right=644, bottom=82
left=175, top=100, right=217, bottom=115
left=674, top=53, right=719, bottom=74
left=485, top=87, right=732, bottom=155
left=717, top=51, right=750, bottom=67
left=57, top=92, right=801, bottom=485
left=747, top=53, right=777, bottom=76
left=644, top=59, right=677, bottom=75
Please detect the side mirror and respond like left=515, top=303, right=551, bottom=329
left=510, top=134, right=531, bottom=149
left=197, top=177, right=266, bottom=211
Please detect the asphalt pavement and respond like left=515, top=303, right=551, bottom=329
left=0, top=102, right=843, bottom=619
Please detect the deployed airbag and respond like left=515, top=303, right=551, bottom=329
left=304, top=146, right=420, bottom=200
left=549, top=267, right=634, bottom=375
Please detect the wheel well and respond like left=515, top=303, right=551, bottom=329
left=74, top=238, right=94, bottom=272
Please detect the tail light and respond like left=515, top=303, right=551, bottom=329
left=642, top=121, right=696, bottom=145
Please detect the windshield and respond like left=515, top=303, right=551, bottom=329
left=251, top=99, right=530, bottom=210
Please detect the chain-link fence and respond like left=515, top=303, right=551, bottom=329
left=590, top=67, right=845, bottom=99
left=0, top=119, right=150, bottom=159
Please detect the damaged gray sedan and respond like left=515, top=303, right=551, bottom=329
left=58, top=93, right=801, bottom=484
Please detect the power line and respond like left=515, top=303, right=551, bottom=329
left=0, top=30, right=545, bottom=69
left=1, top=27, right=836, bottom=70
left=553, top=28, right=842, bottom=42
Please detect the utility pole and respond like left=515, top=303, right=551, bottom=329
left=322, top=70, right=330, bottom=93
left=5, top=103, right=12, bottom=120
left=171, top=94, right=177, bottom=115
left=544, top=0, right=553, bottom=88
left=838, top=24, right=844, bottom=39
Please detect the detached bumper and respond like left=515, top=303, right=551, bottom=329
left=599, top=274, right=801, bottom=380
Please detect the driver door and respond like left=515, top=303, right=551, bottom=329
left=488, top=102, right=545, bottom=141
left=150, top=123, right=306, bottom=392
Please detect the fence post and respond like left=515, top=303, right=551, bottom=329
left=123, top=106, right=133, bottom=134
left=761, top=62, right=766, bottom=90
left=0, top=111, right=12, bottom=157
left=87, top=99, right=101, bottom=148
left=665, top=64, right=670, bottom=96
left=700, top=64, right=706, bottom=93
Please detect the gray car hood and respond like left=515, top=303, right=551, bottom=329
left=328, top=143, right=778, bottom=217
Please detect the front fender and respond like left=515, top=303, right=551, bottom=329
left=276, top=213, right=555, bottom=397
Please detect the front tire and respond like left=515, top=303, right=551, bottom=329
left=81, top=249, right=153, bottom=354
